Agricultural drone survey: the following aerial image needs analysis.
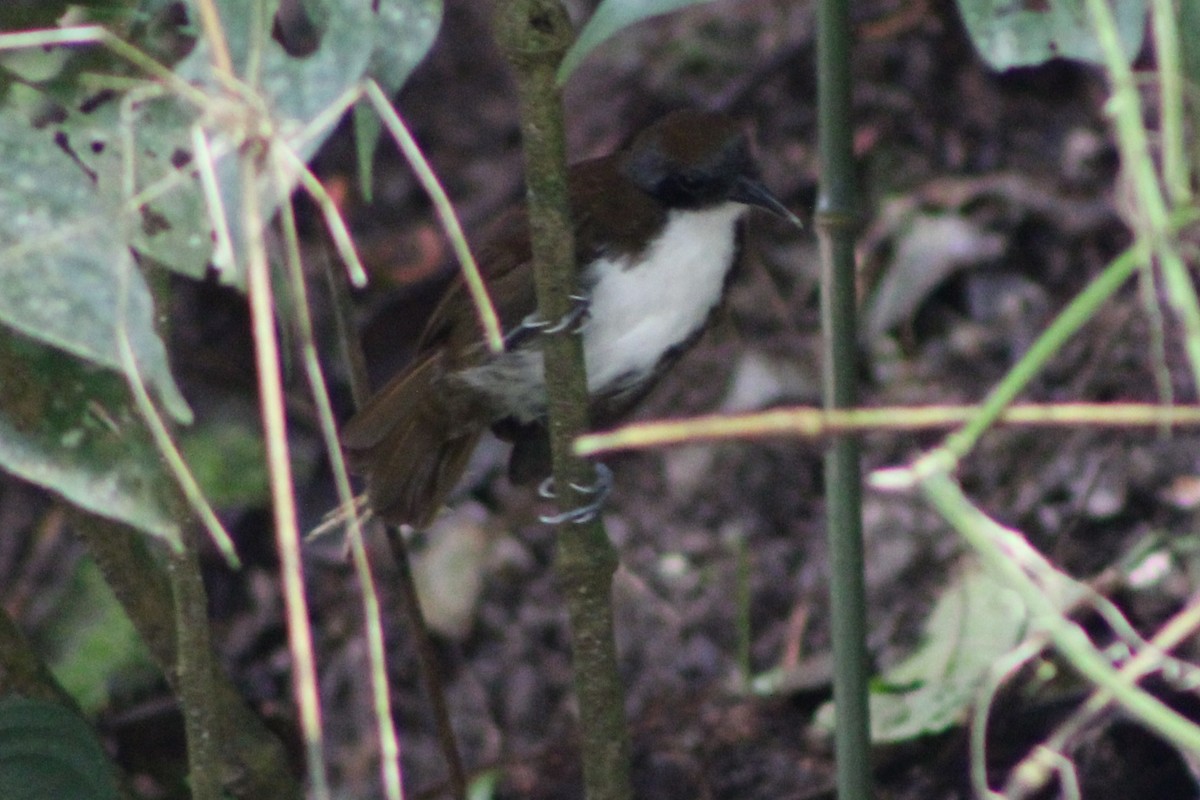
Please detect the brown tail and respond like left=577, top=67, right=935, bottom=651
left=341, top=355, right=483, bottom=528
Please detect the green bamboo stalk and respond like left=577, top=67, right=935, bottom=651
left=815, top=0, right=872, bottom=796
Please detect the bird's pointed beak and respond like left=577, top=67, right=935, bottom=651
left=732, top=175, right=804, bottom=229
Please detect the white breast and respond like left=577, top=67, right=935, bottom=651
left=581, top=202, right=746, bottom=393
left=456, top=201, right=746, bottom=423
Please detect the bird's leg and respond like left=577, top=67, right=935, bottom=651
left=537, top=462, right=613, bottom=525
left=502, top=293, right=591, bottom=350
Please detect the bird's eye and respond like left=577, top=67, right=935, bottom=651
left=666, top=173, right=707, bottom=200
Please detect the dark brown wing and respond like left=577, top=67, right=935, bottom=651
left=341, top=352, right=485, bottom=526
left=340, top=206, right=540, bottom=525
left=413, top=206, right=539, bottom=365
left=342, top=150, right=671, bottom=523
left=567, top=155, right=665, bottom=266
left=341, top=353, right=442, bottom=452
left=414, top=152, right=665, bottom=361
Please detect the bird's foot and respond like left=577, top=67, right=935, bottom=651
left=537, top=462, right=613, bottom=525
left=504, top=293, right=591, bottom=350
left=542, top=293, right=592, bottom=334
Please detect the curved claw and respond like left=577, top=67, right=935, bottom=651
left=539, top=462, right=613, bottom=525
left=541, top=294, right=591, bottom=335
left=503, top=313, right=549, bottom=350
left=505, top=294, right=591, bottom=350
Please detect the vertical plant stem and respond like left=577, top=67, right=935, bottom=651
left=73, top=514, right=301, bottom=799
left=312, top=150, right=468, bottom=800
left=1085, top=0, right=1200, bottom=394
left=1150, top=0, right=1189, bottom=204
left=815, top=0, right=872, bottom=796
left=119, top=206, right=229, bottom=799
left=493, top=2, right=633, bottom=799
left=166, top=529, right=222, bottom=800
left=242, top=150, right=330, bottom=798
left=276, top=192, right=414, bottom=800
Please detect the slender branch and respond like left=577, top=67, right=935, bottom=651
left=275, top=184, right=414, bottom=800
left=1001, top=590, right=1200, bottom=799
left=382, top=528, right=468, bottom=800
left=192, top=0, right=233, bottom=76
left=318, top=180, right=469, bottom=800
left=242, top=148, right=331, bottom=798
left=494, top=3, right=633, bottom=800
left=922, top=471, right=1200, bottom=753
left=71, top=513, right=300, bottom=799
left=363, top=80, right=504, bottom=353
left=1084, top=0, right=1200, bottom=394
left=165, top=529, right=223, bottom=800
left=112, top=144, right=234, bottom=796
left=115, top=307, right=239, bottom=565
left=576, top=402, right=1200, bottom=456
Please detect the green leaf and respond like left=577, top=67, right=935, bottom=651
left=467, top=768, right=501, bottom=800
left=177, top=0, right=371, bottom=127
left=43, top=559, right=158, bottom=714
left=179, top=413, right=271, bottom=508
left=557, top=0, right=721, bottom=84
left=816, top=557, right=1084, bottom=742
left=0, top=2, right=74, bottom=32
left=353, top=0, right=442, bottom=199
left=0, top=697, right=120, bottom=800
left=953, top=0, right=1147, bottom=70
left=0, top=329, right=180, bottom=545
left=0, top=112, right=191, bottom=422
left=45, top=0, right=440, bottom=286
left=54, top=90, right=216, bottom=284
left=861, top=566, right=1029, bottom=742
left=169, top=0, right=441, bottom=281
left=363, top=0, right=442, bottom=94
left=354, top=102, right=381, bottom=201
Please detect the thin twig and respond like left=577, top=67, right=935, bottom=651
left=242, top=147, right=331, bottom=798
left=362, top=80, right=504, bottom=353
left=321, top=214, right=469, bottom=800
left=577, top=402, right=1200, bottom=457
left=495, top=3, right=634, bottom=799
left=275, top=172, right=410, bottom=800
